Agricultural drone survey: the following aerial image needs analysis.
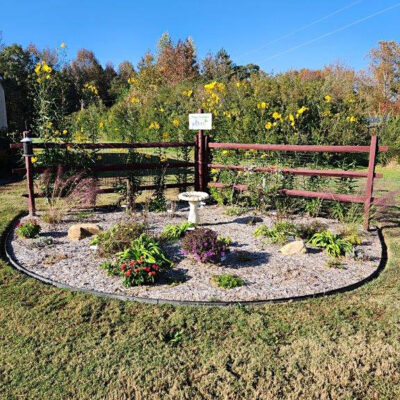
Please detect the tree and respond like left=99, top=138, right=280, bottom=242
left=202, top=48, right=234, bottom=80
left=368, top=41, right=400, bottom=105
left=156, top=33, right=199, bottom=85
left=0, top=44, right=35, bottom=131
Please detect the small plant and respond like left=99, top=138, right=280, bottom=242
left=100, top=234, right=173, bottom=287
left=16, top=220, right=41, bottom=239
left=212, top=274, right=244, bottom=289
left=339, top=224, right=362, bottom=245
left=225, top=206, right=248, bottom=216
left=160, top=222, right=194, bottom=241
left=253, top=221, right=296, bottom=244
left=309, top=230, right=353, bottom=258
left=91, top=222, right=146, bottom=257
left=325, top=259, right=346, bottom=269
left=296, top=221, right=327, bottom=241
left=181, top=228, right=229, bottom=263
left=75, top=211, right=93, bottom=221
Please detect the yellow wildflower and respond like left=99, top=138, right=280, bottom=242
left=130, top=97, right=140, bottom=104
left=97, top=155, right=102, bottom=160
left=296, top=106, right=308, bottom=115
left=265, top=122, right=272, bottom=130
left=162, top=132, right=169, bottom=141
left=149, top=122, right=160, bottom=130
left=159, top=107, right=165, bottom=112
left=63, top=129, right=68, bottom=134
left=55, top=130, right=59, bottom=135
left=60, top=42, right=66, bottom=48
left=31, top=157, right=37, bottom=163
left=257, top=102, right=267, bottom=109
left=222, top=150, right=229, bottom=155
left=127, top=77, right=138, bottom=85
left=67, top=146, right=72, bottom=151
left=211, top=168, right=218, bottom=174
left=324, top=95, right=331, bottom=103
left=160, top=155, right=168, bottom=162
left=272, top=112, right=281, bottom=120
left=346, top=115, right=357, bottom=123
left=182, top=90, right=193, bottom=97
left=99, top=122, right=104, bottom=129
left=172, top=119, right=180, bottom=127
left=235, top=82, right=241, bottom=87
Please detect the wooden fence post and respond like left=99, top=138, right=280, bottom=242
left=197, top=108, right=205, bottom=191
left=363, top=135, right=378, bottom=230
left=203, top=134, right=210, bottom=192
left=194, top=133, right=200, bottom=190
left=23, top=131, right=36, bottom=216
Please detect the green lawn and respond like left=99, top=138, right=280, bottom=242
left=1, top=178, right=400, bottom=399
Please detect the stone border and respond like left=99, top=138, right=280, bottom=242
left=2, top=212, right=388, bottom=307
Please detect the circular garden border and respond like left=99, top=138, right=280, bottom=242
left=2, top=212, right=388, bottom=307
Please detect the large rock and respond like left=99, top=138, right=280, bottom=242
left=280, top=240, right=307, bottom=256
left=68, top=223, right=103, bottom=241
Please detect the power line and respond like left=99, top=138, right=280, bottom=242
left=240, top=0, right=365, bottom=58
left=261, top=2, right=400, bottom=62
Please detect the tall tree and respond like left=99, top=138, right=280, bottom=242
left=368, top=41, right=400, bottom=104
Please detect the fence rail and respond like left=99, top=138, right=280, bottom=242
left=12, top=130, right=388, bottom=230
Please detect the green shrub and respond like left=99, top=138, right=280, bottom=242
left=91, top=222, right=146, bottom=257
left=309, top=230, right=353, bottom=258
left=212, top=274, right=244, bottom=289
left=16, top=220, right=41, bottom=239
left=160, top=222, right=194, bottom=241
left=253, top=221, right=296, bottom=244
left=296, top=221, right=327, bottom=240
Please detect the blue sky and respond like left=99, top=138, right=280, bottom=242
left=1, top=0, right=399, bottom=73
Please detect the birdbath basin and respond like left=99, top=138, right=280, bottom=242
left=178, top=191, right=209, bottom=224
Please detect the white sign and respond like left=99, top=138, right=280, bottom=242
left=189, top=113, right=212, bottom=130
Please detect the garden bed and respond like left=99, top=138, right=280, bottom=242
left=6, top=205, right=383, bottom=303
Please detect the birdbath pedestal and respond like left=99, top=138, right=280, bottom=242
left=178, top=191, right=209, bottom=225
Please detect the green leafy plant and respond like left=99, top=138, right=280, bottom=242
left=160, top=222, right=194, bottom=241
left=225, top=206, right=248, bottom=216
left=91, top=222, right=146, bottom=257
left=309, top=230, right=353, bottom=258
left=16, top=219, right=41, bottom=239
left=212, top=274, right=244, bottom=289
left=253, top=221, right=296, bottom=244
left=100, top=234, right=173, bottom=287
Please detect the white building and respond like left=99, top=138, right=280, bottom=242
left=0, top=75, right=8, bottom=130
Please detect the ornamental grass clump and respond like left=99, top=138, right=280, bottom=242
left=181, top=228, right=229, bottom=264
left=16, top=220, right=41, bottom=239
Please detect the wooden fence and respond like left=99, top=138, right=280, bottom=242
left=11, top=131, right=388, bottom=230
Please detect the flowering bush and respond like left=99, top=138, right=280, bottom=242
left=181, top=228, right=229, bottom=263
left=100, top=233, right=173, bottom=287
left=16, top=220, right=41, bottom=239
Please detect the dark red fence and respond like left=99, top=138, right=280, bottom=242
left=195, top=131, right=388, bottom=230
left=11, top=131, right=388, bottom=230
left=10, top=136, right=197, bottom=217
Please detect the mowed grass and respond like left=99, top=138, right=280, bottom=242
left=1, top=176, right=400, bottom=400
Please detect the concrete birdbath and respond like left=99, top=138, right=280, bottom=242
left=178, top=191, right=209, bottom=224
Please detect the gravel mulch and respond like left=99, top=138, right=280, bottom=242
left=7, top=205, right=382, bottom=303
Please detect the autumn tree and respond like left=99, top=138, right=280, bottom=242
left=368, top=41, right=400, bottom=108
left=156, top=32, right=199, bottom=85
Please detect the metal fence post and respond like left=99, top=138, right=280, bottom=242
left=363, top=135, right=378, bottom=230
left=22, top=131, right=36, bottom=216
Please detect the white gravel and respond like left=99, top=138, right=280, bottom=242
left=7, top=205, right=382, bottom=303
